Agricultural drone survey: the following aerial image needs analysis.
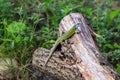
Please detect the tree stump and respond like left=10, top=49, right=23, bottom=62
left=32, top=13, right=120, bottom=80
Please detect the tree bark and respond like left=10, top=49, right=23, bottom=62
left=32, top=13, right=120, bottom=80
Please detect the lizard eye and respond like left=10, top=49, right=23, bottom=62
left=75, top=23, right=82, bottom=32
left=75, top=23, right=81, bottom=28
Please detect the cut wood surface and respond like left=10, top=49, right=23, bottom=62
left=32, top=13, right=120, bottom=80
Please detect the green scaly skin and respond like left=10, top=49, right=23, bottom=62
left=44, top=23, right=81, bottom=66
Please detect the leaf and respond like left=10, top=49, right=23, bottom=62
left=107, top=9, right=120, bottom=27
left=11, top=41, right=14, bottom=49
left=114, top=43, right=120, bottom=49
left=15, top=35, right=22, bottom=43
left=7, top=21, right=26, bottom=34
left=42, top=40, right=55, bottom=49
left=104, top=43, right=113, bottom=49
left=117, top=64, right=120, bottom=76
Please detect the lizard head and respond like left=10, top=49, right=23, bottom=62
left=75, top=22, right=82, bottom=29
left=74, top=22, right=82, bottom=33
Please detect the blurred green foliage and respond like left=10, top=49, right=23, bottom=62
left=117, top=64, right=120, bottom=76
left=0, top=0, right=120, bottom=79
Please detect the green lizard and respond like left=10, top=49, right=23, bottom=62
left=44, top=23, right=81, bottom=66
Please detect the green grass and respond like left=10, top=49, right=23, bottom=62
left=0, top=0, right=120, bottom=79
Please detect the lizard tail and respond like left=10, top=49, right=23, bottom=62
left=44, top=52, right=53, bottom=66
left=44, top=39, right=61, bottom=66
